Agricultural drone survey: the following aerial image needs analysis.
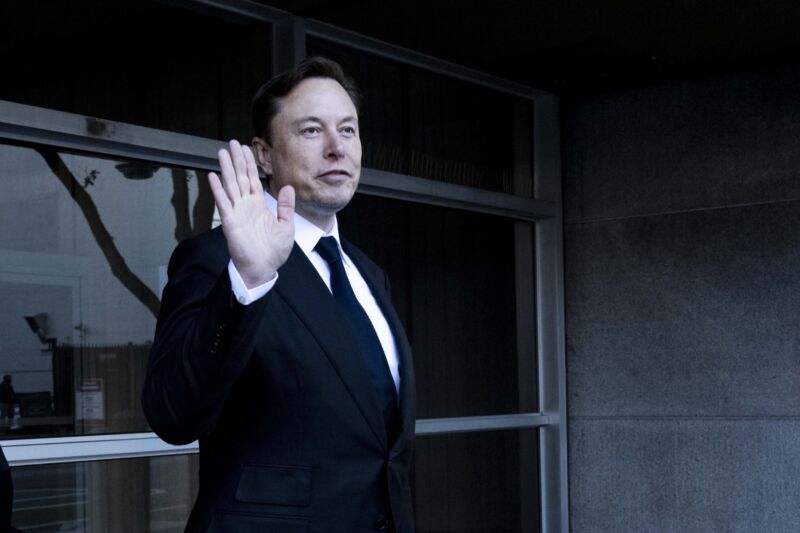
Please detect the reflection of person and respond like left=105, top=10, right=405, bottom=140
left=143, top=57, right=415, bottom=532
left=0, top=375, right=15, bottom=420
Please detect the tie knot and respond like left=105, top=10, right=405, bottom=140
left=315, top=236, right=342, bottom=265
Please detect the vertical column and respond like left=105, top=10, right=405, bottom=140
left=533, top=94, right=569, bottom=533
left=513, top=100, right=539, bottom=533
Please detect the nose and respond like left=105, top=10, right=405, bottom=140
left=324, top=132, right=345, bottom=160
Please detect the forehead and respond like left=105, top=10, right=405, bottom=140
left=276, top=77, right=358, bottom=122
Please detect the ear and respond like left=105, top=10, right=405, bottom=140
left=251, top=137, right=273, bottom=176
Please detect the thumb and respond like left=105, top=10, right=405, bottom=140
left=276, top=185, right=295, bottom=223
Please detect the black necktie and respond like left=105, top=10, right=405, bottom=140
left=314, top=237, right=399, bottom=442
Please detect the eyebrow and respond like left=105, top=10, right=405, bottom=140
left=291, top=115, right=357, bottom=127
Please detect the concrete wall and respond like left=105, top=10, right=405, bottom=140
left=562, top=64, right=800, bottom=532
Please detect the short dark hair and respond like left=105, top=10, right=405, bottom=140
left=251, top=56, right=361, bottom=144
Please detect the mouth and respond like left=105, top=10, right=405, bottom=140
left=318, top=169, right=352, bottom=178
left=316, top=169, right=352, bottom=183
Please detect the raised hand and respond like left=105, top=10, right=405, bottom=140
left=208, top=140, right=295, bottom=288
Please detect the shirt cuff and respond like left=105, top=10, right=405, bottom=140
left=228, top=260, right=278, bottom=305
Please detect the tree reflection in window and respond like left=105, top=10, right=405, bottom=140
left=35, top=147, right=214, bottom=318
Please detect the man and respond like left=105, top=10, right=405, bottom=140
left=143, top=57, right=416, bottom=532
left=0, top=375, right=15, bottom=422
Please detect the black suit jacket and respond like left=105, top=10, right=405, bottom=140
left=143, top=227, right=416, bottom=533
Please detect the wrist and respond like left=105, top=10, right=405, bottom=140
left=241, top=270, right=276, bottom=289
left=228, top=261, right=278, bottom=305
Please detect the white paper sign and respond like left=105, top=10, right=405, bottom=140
left=75, top=378, right=104, bottom=421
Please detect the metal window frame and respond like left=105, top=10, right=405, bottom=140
left=2, top=414, right=550, bottom=467
left=0, top=101, right=553, bottom=222
left=0, top=1, right=569, bottom=531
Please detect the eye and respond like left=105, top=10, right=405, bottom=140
left=301, top=126, right=321, bottom=137
left=340, top=125, right=357, bottom=137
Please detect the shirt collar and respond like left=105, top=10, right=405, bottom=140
left=265, top=192, right=343, bottom=256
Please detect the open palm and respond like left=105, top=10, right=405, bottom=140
left=208, top=140, right=295, bottom=288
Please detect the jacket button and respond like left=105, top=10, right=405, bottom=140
left=374, top=517, right=389, bottom=530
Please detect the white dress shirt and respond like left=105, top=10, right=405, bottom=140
left=227, top=194, right=400, bottom=392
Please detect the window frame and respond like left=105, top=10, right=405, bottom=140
left=0, top=1, right=569, bottom=530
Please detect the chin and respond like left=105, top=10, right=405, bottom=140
left=321, top=198, right=354, bottom=213
left=301, top=197, right=353, bottom=218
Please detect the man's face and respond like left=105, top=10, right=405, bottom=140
left=255, top=77, right=361, bottom=230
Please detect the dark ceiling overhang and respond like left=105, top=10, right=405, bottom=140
left=256, top=0, right=800, bottom=93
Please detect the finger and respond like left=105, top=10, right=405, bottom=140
left=276, top=185, right=295, bottom=224
left=243, top=145, right=263, bottom=195
left=208, top=172, right=232, bottom=219
left=217, top=148, right=241, bottom=202
left=229, top=140, right=250, bottom=198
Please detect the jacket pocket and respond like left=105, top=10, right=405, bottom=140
left=208, top=510, right=308, bottom=533
left=234, top=464, right=311, bottom=507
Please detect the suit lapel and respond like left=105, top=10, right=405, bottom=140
left=274, top=245, right=388, bottom=449
left=342, top=240, right=416, bottom=446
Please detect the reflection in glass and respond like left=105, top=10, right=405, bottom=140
left=414, top=429, right=539, bottom=533
left=307, top=37, right=534, bottom=196
left=2, top=1, right=271, bottom=141
left=11, top=454, right=198, bottom=532
left=0, top=141, right=212, bottom=437
left=340, top=194, right=536, bottom=419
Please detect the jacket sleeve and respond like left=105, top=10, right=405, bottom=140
left=142, top=232, right=270, bottom=445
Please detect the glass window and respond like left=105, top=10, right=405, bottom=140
left=10, top=430, right=538, bottom=532
left=307, top=37, right=534, bottom=196
left=339, top=194, right=537, bottom=418
left=1, top=1, right=271, bottom=141
left=414, top=429, right=539, bottom=533
left=0, top=141, right=211, bottom=437
left=11, top=454, right=198, bottom=532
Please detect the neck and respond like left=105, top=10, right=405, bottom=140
left=296, top=206, right=336, bottom=234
